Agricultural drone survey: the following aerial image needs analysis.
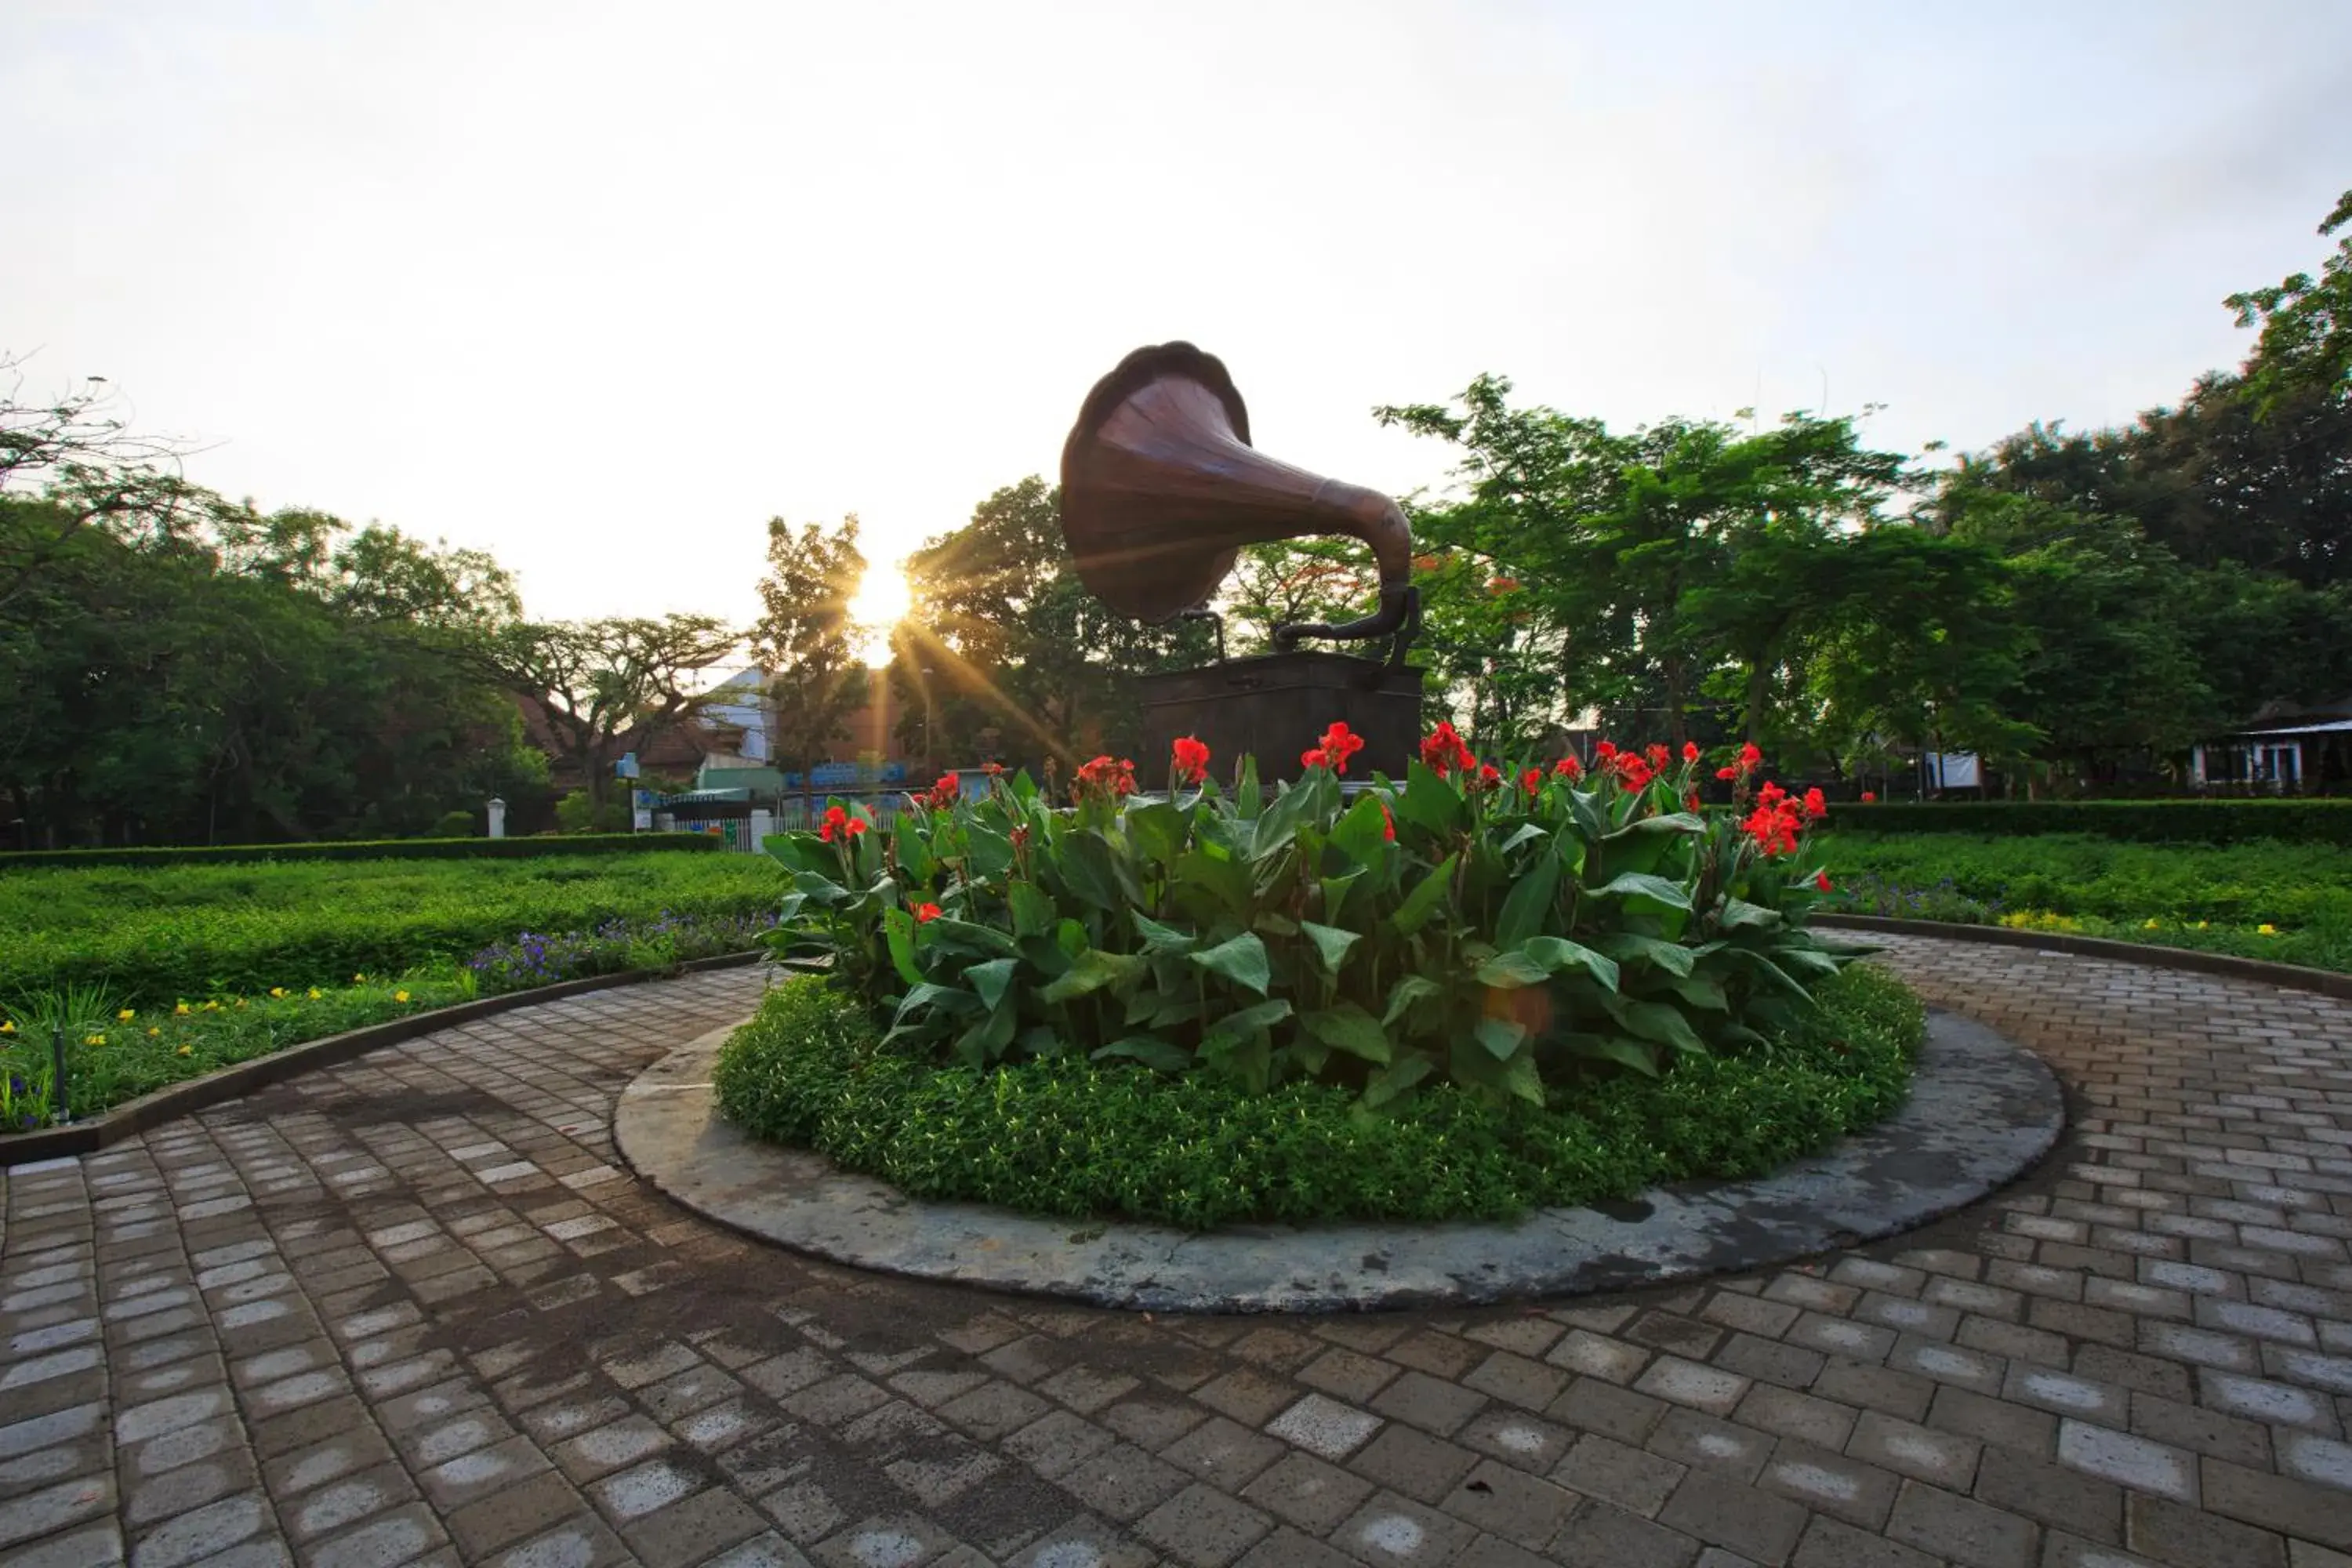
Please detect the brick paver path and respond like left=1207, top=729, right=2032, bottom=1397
left=3, top=935, right=2349, bottom=1568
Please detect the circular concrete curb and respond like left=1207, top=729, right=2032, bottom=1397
left=616, top=1008, right=2064, bottom=1313
left=1814, top=913, right=2352, bottom=1002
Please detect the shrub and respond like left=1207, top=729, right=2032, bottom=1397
left=0, top=852, right=782, bottom=1006
left=465, top=911, right=780, bottom=992
left=0, top=833, right=720, bottom=871
left=768, top=731, right=1849, bottom=1107
left=713, top=964, right=1923, bottom=1227
left=430, top=809, right=477, bottom=838
left=1835, top=800, right=2352, bottom=846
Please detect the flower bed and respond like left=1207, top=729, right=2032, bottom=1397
left=1821, top=833, right=2352, bottom=976
left=0, top=909, right=773, bottom=1131
left=713, top=960, right=1922, bottom=1228
left=763, top=728, right=1860, bottom=1107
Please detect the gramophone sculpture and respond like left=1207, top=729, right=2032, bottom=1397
left=1061, top=342, right=1425, bottom=781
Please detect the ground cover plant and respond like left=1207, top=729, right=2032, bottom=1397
left=0, top=859, right=780, bottom=1130
left=0, top=851, right=782, bottom=1007
left=765, top=729, right=1858, bottom=1107
left=713, top=962, right=1921, bottom=1227
left=1821, top=832, right=2352, bottom=975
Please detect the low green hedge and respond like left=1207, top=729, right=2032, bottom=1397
left=1835, top=800, right=2352, bottom=845
left=0, top=833, right=721, bottom=871
left=0, top=852, right=782, bottom=1007
left=713, top=963, right=1924, bottom=1229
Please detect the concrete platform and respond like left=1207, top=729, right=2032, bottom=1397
left=617, top=1009, right=2065, bottom=1312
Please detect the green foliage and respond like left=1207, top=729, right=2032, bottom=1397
left=554, top=789, right=631, bottom=835
left=0, top=850, right=776, bottom=1006
left=895, top=477, right=1215, bottom=770
left=768, top=741, right=1848, bottom=1107
left=1831, top=800, right=2352, bottom=846
left=0, top=833, right=719, bottom=870
left=1822, top=831, right=2352, bottom=977
left=713, top=964, right=1922, bottom=1228
left=0, top=492, right=546, bottom=848
left=0, top=975, right=468, bottom=1129
left=753, top=516, right=869, bottom=777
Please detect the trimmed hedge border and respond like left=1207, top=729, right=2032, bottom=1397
left=0, top=952, right=764, bottom=1168
left=1833, top=800, right=2352, bottom=845
left=1816, top=913, right=2352, bottom=1002
left=0, top=833, right=724, bottom=871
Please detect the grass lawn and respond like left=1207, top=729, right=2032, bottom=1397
left=1, top=849, right=784, bottom=1131
left=1817, top=832, right=2352, bottom=975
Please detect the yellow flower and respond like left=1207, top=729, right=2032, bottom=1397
left=394, top=990, right=411, bottom=1004
left=84, top=1034, right=105, bottom=1046
left=307, top=988, right=321, bottom=1000
left=0, top=1019, right=13, bottom=1034
left=234, top=999, right=247, bottom=1009
left=202, top=1000, right=220, bottom=1011
left=2193, top=920, right=2209, bottom=931
left=2142, top=919, right=2160, bottom=930
left=118, top=1008, right=136, bottom=1021
left=352, top=974, right=367, bottom=983
left=176, top=1044, right=193, bottom=1057
left=269, top=987, right=288, bottom=999
left=175, top=1002, right=191, bottom=1015
left=147, top=1027, right=160, bottom=1037
left=2258, top=924, right=2278, bottom=935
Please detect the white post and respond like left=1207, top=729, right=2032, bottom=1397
left=486, top=797, right=506, bottom=839
left=750, top=808, right=773, bottom=851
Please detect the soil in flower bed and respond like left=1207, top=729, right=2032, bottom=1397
left=713, top=964, right=1924, bottom=1230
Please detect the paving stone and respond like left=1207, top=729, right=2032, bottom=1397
left=1345, top=1423, right=1479, bottom=1504
left=1236, top=1450, right=1372, bottom=1532
left=1439, top=1457, right=1577, bottom=1548
left=1555, top=1433, right=1686, bottom=1516
left=1135, top=1483, right=1272, bottom=1567
left=1330, top=1492, right=1474, bottom=1566
left=1886, top=1479, right=2038, bottom=1568
left=1657, top=1466, right=1811, bottom=1565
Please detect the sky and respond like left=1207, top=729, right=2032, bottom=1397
left=7, top=0, right=2350, bottom=642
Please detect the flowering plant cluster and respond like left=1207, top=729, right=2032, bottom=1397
left=464, top=910, right=781, bottom=993
left=766, top=721, right=1850, bottom=1109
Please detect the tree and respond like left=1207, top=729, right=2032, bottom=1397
left=898, top=477, right=1213, bottom=769
left=0, top=354, right=209, bottom=612
left=492, top=615, right=739, bottom=811
left=750, top=516, right=869, bottom=781
left=0, top=491, right=543, bottom=847
left=1377, top=376, right=1913, bottom=750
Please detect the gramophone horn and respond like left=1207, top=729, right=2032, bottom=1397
left=1059, top=342, right=1419, bottom=657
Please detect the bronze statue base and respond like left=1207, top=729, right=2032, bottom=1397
left=1138, top=651, right=1425, bottom=787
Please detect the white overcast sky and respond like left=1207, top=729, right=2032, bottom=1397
left=7, top=1, right=2350, bottom=629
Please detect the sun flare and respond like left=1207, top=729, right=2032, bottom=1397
left=849, top=562, right=913, bottom=666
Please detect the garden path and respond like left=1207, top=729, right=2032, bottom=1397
left=2, top=935, right=2348, bottom=1568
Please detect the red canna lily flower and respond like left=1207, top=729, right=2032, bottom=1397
left=1316, top=721, right=1366, bottom=775
left=1715, top=765, right=1737, bottom=781
left=1379, top=800, right=1397, bottom=841
left=1419, top=721, right=1476, bottom=778
left=1861, top=790, right=1878, bottom=803
left=1171, top=735, right=1210, bottom=786
left=1682, top=741, right=1700, bottom=763
left=1645, top=743, right=1671, bottom=772
left=818, top=804, right=850, bottom=843
left=1739, top=742, right=1762, bottom=767
left=1802, top=787, right=1827, bottom=819
left=1685, top=791, right=1701, bottom=811
left=1476, top=762, right=1502, bottom=789
left=1595, top=740, right=1617, bottom=760
left=1301, top=747, right=1328, bottom=769
left=1814, top=871, right=1832, bottom=893
left=1554, top=754, right=1583, bottom=781
left=913, top=902, right=942, bottom=923
left=1521, top=768, right=1543, bottom=796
